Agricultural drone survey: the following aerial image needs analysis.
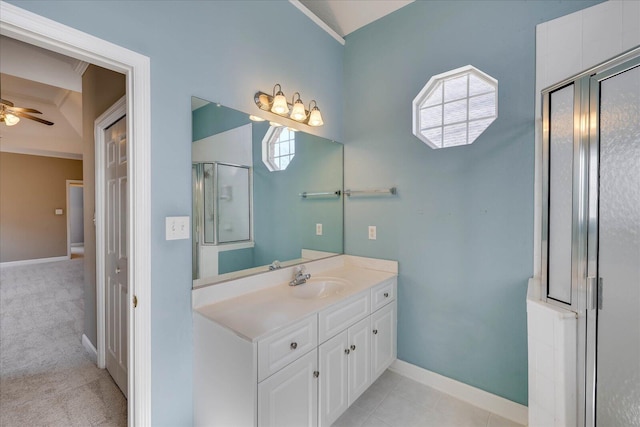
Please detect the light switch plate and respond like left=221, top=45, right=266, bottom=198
left=166, top=216, right=190, bottom=240
left=316, top=223, right=323, bottom=236
left=55, top=209, right=63, bottom=215
left=368, top=225, right=377, bottom=240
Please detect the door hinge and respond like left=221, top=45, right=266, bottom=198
left=133, top=295, right=138, bottom=308
left=587, top=277, right=597, bottom=310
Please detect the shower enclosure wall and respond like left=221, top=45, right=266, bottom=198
left=540, top=51, right=639, bottom=426
left=192, top=162, right=251, bottom=279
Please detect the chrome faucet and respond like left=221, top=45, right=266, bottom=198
left=289, top=265, right=311, bottom=286
left=269, top=260, right=282, bottom=271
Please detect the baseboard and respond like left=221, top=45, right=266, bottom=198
left=82, top=334, right=98, bottom=360
left=390, top=359, right=528, bottom=426
left=0, top=256, right=69, bottom=268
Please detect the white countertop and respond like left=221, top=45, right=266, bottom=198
left=194, top=265, right=396, bottom=342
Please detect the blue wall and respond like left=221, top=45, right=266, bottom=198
left=7, top=1, right=343, bottom=425
left=342, top=0, right=603, bottom=405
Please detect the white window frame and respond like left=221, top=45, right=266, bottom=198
left=412, top=65, right=498, bottom=149
left=262, top=126, right=296, bottom=171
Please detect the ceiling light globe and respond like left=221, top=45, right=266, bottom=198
left=4, top=113, right=20, bottom=126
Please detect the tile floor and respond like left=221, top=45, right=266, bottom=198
left=332, top=370, right=524, bottom=427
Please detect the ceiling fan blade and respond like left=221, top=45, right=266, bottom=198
left=12, top=111, right=54, bottom=126
left=8, top=106, right=43, bottom=114
left=0, top=98, right=15, bottom=107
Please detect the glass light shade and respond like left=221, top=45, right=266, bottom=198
left=271, top=92, right=289, bottom=115
left=4, top=113, right=20, bottom=126
left=308, top=107, right=324, bottom=127
left=290, top=100, right=307, bottom=122
left=249, top=115, right=265, bottom=122
left=269, top=121, right=283, bottom=127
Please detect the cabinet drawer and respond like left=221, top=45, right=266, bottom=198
left=319, top=293, right=370, bottom=343
left=258, top=315, right=318, bottom=382
left=371, top=279, right=396, bottom=312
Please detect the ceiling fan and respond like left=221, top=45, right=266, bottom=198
left=0, top=98, right=54, bottom=126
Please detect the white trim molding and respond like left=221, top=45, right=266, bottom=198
left=288, top=0, right=346, bottom=45
left=0, top=2, right=152, bottom=426
left=0, top=256, right=69, bottom=268
left=82, top=333, right=98, bottom=360
left=390, top=359, right=528, bottom=426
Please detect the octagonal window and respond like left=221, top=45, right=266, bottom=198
left=262, top=126, right=295, bottom=171
left=412, top=65, right=497, bottom=149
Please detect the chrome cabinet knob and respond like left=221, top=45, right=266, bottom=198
left=115, top=268, right=121, bottom=274
left=313, top=371, right=319, bottom=378
left=290, top=342, right=298, bottom=350
left=350, top=345, right=356, bottom=351
left=344, top=349, right=350, bottom=355
left=384, top=292, right=389, bottom=298
left=373, top=329, right=378, bottom=335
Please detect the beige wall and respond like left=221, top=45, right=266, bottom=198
left=82, top=64, right=126, bottom=346
left=0, top=152, right=82, bottom=262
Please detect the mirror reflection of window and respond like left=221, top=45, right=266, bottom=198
left=263, top=126, right=296, bottom=171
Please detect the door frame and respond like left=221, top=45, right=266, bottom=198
left=0, top=2, right=152, bottom=426
left=95, top=96, right=126, bottom=370
left=66, top=179, right=84, bottom=259
left=584, top=54, right=640, bottom=427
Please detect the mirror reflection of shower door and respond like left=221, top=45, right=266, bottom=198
left=216, top=163, right=250, bottom=243
left=587, top=60, right=640, bottom=427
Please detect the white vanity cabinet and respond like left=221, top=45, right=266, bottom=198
left=194, top=273, right=397, bottom=427
left=258, top=349, right=319, bottom=427
left=319, top=316, right=371, bottom=426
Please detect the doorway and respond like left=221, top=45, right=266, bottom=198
left=0, top=3, right=152, bottom=425
left=66, top=180, right=84, bottom=259
left=541, top=51, right=640, bottom=426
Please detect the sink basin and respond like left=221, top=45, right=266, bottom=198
left=290, top=277, right=349, bottom=300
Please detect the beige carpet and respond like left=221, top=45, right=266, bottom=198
left=0, top=259, right=126, bottom=426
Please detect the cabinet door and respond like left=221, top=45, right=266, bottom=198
left=258, top=349, right=318, bottom=427
left=318, top=331, right=348, bottom=427
left=348, top=317, right=371, bottom=405
left=371, top=302, right=396, bottom=381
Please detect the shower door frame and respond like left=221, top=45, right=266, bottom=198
left=541, top=47, right=640, bottom=427
left=584, top=53, right=640, bottom=427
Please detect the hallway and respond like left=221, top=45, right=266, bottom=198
left=0, top=259, right=126, bottom=426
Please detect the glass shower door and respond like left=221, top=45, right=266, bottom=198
left=588, top=60, right=640, bottom=426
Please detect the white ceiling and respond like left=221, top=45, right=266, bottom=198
left=299, top=0, right=414, bottom=37
left=0, top=36, right=84, bottom=159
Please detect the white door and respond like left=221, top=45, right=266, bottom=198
left=105, top=115, right=128, bottom=397
left=371, top=303, right=396, bottom=381
left=319, top=331, right=348, bottom=427
left=348, top=317, right=371, bottom=405
left=258, top=349, right=318, bottom=427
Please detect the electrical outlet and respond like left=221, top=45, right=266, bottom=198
left=316, top=223, right=323, bottom=236
left=166, top=216, right=190, bottom=240
left=368, top=225, right=377, bottom=240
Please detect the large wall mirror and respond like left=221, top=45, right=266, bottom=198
left=192, top=97, right=344, bottom=287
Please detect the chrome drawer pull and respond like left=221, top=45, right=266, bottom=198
left=373, top=329, right=378, bottom=335
left=350, top=344, right=356, bottom=351
left=290, top=342, right=298, bottom=350
left=384, top=292, right=389, bottom=298
left=344, top=349, right=350, bottom=355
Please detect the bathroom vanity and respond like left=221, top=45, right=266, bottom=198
left=193, top=255, right=397, bottom=427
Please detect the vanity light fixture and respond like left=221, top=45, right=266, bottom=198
left=249, top=115, right=265, bottom=122
left=254, top=84, right=324, bottom=127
